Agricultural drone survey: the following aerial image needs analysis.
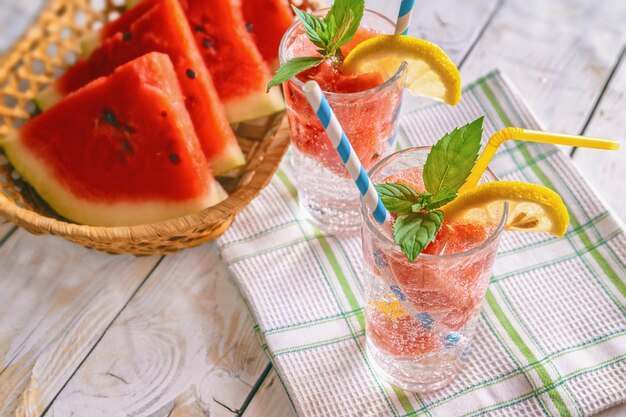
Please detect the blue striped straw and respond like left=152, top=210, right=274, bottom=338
left=395, top=0, right=416, bottom=35
left=302, top=81, right=455, bottom=340
left=302, top=81, right=387, bottom=224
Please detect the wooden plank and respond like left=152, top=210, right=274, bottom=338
left=0, top=222, right=15, bottom=243
left=45, top=243, right=269, bottom=417
left=241, top=368, right=294, bottom=417
left=599, top=405, right=626, bottom=417
left=0, top=230, right=159, bottom=417
left=461, top=0, right=626, bottom=147
left=0, top=0, right=44, bottom=54
left=573, top=48, right=626, bottom=222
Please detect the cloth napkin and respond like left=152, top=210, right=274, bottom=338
left=217, top=71, right=626, bottom=417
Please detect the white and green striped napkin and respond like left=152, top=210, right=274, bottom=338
left=217, top=71, right=626, bottom=417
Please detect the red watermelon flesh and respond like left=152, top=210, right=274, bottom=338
left=38, top=0, right=244, bottom=175
left=96, top=0, right=285, bottom=123
left=177, top=0, right=285, bottom=122
left=3, top=52, right=226, bottom=227
left=101, top=1, right=155, bottom=38
left=80, top=0, right=156, bottom=56
left=239, top=0, right=294, bottom=69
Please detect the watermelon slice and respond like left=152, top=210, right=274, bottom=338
left=240, top=0, right=294, bottom=69
left=116, top=0, right=284, bottom=123
left=36, top=0, right=244, bottom=175
left=2, top=53, right=226, bottom=227
left=85, top=0, right=285, bottom=123
left=180, top=0, right=284, bottom=122
left=80, top=0, right=155, bottom=57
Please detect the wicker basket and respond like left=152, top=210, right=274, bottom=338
left=0, top=0, right=310, bottom=255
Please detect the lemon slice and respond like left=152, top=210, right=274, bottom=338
left=343, top=35, right=462, bottom=105
left=443, top=181, right=570, bottom=237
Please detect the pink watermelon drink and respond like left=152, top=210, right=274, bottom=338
left=279, top=9, right=406, bottom=233
left=361, top=147, right=506, bottom=392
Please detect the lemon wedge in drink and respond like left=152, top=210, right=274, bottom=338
left=443, top=182, right=570, bottom=237
left=343, top=35, right=462, bottom=105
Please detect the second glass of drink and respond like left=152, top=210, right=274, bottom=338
left=279, top=9, right=406, bottom=233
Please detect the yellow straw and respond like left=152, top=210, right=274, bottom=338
left=461, top=127, right=621, bottom=192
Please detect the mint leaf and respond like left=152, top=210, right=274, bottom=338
left=424, top=189, right=457, bottom=210
left=266, top=57, right=323, bottom=91
left=326, top=9, right=355, bottom=54
left=325, top=0, right=364, bottom=49
left=393, top=211, right=444, bottom=262
left=423, top=116, right=484, bottom=194
left=374, top=183, right=422, bottom=215
left=292, top=7, right=330, bottom=50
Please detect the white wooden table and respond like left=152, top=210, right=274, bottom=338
left=1, top=1, right=625, bottom=416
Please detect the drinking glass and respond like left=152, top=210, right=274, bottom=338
left=361, top=147, right=507, bottom=391
left=279, top=9, right=406, bottom=234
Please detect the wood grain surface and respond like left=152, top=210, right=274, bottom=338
left=0, top=231, right=159, bottom=416
left=0, top=0, right=625, bottom=416
left=462, top=0, right=626, bottom=135
left=44, top=245, right=268, bottom=417
left=574, top=47, right=626, bottom=220
left=242, top=369, right=294, bottom=417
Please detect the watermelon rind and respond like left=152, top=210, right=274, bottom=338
left=1, top=133, right=227, bottom=226
left=211, top=140, right=246, bottom=176
left=33, top=86, right=62, bottom=112
left=80, top=31, right=102, bottom=58
left=225, top=87, right=285, bottom=124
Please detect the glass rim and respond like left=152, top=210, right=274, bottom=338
left=360, top=146, right=508, bottom=261
left=278, top=7, right=407, bottom=100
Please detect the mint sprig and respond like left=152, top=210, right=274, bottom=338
left=266, top=0, right=365, bottom=91
left=375, top=117, right=484, bottom=261
left=394, top=211, right=444, bottom=262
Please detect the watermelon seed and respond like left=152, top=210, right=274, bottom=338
left=245, top=22, right=254, bottom=33
left=122, top=124, right=136, bottom=134
left=102, top=109, right=118, bottom=127
left=122, top=139, right=133, bottom=152
left=186, top=69, right=196, bottom=79
left=161, top=111, right=168, bottom=118
left=202, top=37, right=212, bottom=49
left=194, top=24, right=205, bottom=33
left=169, top=154, right=181, bottom=164
left=123, top=31, right=132, bottom=41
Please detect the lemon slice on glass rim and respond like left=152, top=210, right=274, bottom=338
left=343, top=35, right=462, bottom=105
left=443, top=181, right=570, bottom=237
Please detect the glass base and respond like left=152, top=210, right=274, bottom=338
left=292, top=148, right=362, bottom=235
left=366, top=338, right=462, bottom=392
